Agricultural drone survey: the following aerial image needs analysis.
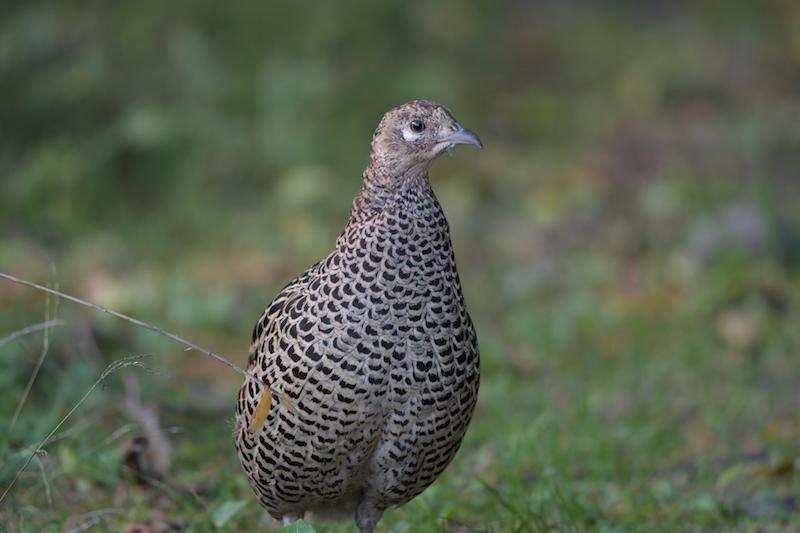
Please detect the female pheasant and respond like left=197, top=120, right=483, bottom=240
left=235, top=100, right=481, bottom=532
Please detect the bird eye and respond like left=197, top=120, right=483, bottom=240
left=410, top=120, right=425, bottom=133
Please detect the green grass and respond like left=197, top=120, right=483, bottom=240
left=2, top=246, right=800, bottom=531
left=2, top=1, right=800, bottom=531
left=2, top=214, right=798, bottom=532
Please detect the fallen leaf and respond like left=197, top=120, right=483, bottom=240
left=249, top=386, right=272, bottom=434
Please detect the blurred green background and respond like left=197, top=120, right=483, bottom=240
left=2, top=1, right=799, bottom=531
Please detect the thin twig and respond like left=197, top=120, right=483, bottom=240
left=0, top=271, right=268, bottom=388
left=37, top=418, right=95, bottom=449
left=33, top=453, right=53, bottom=507
left=9, top=269, right=59, bottom=436
left=63, top=508, right=123, bottom=533
left=0, top=320, right=67, bottom=350
left=102, top=423, right=138, bottom=447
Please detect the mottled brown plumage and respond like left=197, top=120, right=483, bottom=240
left=234, top=101, right=481, bottom=532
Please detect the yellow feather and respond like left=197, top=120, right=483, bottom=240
left=249, top=387, right=272, bottom=434
left=281, top=392, right=295, bottom=410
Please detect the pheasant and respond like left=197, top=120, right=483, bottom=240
left=235, top=100, right=482, bottom=533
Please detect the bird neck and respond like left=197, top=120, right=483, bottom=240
left=351, top=161, right=430, bottom=219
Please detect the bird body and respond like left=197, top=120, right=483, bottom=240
left=235, top=101, right=481, bottom=532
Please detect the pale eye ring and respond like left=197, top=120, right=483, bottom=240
left=409, top=119, right=425, bottom=133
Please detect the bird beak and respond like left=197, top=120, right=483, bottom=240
left=446, top=123, right=483, bottom=148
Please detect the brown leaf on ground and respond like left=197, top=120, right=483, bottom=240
left=120, top=375, right=172, bottom=484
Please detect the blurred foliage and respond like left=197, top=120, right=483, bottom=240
left=2, top=0, right=800, bottom=531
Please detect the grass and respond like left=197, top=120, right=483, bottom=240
left=2, top=1, right=800, bottom=531
left=2, top=217, right=798, bottom=531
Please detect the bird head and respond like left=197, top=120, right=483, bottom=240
left=369, top=100, right=482, bottom=174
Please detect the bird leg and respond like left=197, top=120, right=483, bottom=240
left=282, top=512, right=303, bottom=526
left=355, top=493, right=383, bottom=533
